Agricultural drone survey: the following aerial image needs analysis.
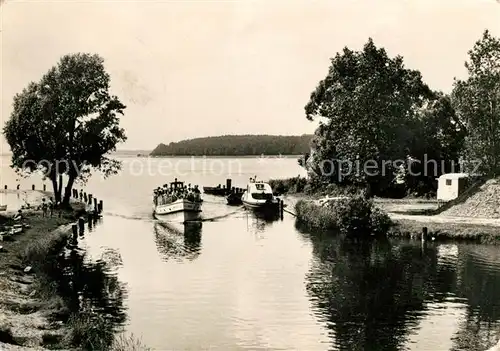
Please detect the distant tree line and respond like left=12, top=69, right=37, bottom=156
left=303, top=30, right=500, bottom=198
left=150, top=134, right=313, bottom=156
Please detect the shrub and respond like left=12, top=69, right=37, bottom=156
left=295, top=200, right=337, bottom=230
left=65, top=313, right=115, bottom=350
left=269, top=177, right=307, bottom=194
left=295, top=196, right=394, bottom=237
left=332, top=196, right=374, bottom=237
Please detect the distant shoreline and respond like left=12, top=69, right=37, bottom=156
left=147, top=154, right=301, bottom=158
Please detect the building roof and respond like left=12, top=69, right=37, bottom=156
left=438, top=173, right=469, bottom=180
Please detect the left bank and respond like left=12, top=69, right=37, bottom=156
left=1, top=189, right=85, bottom=349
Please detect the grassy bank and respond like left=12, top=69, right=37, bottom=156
left=0, top=197, right=149, bottom=350
left=294, top=197, right=393, bottom=238
left=294, top=197, right=500, bottom=244
left=389, top=219, right=500, bottom=244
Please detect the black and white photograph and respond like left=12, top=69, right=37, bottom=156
left=1, top=0, right=500, bottom=350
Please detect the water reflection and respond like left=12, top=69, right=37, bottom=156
left=302, top=229, right=500, bottom=351
left=153, top=221, right=202, bottom=261
left=244, top=209, right=281, bottom=234
left=42, top=245, right=127, bottom=349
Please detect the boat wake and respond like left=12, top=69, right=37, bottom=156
left=102, top=211, right=156, bottom=222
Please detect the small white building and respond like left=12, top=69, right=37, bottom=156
left=437, top=173, right=470, bottom=201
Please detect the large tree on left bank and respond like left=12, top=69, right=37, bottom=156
left=3, top=53, right=127, bottom=206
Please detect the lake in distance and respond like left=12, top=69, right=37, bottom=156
left=1, top=155, right=500, bottom=350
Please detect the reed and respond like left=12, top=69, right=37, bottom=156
left=111, top=333, right=152, bottom=351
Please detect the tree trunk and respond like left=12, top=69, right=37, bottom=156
left=50, top=171, right=61, bottom=203
left=62, top=175, right=76, bottom=207
left=58, top=174, right=63, bottom=201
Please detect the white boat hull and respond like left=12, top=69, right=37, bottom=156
left=241, top=191, right=280, bottom=211
left=153, top=199, right=202, bottom=223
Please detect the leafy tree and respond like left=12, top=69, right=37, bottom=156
left=405, top=93, right=466, bottom=195
left=452, top=30, right=500, bottom=176
left=304, top=38, right=436, bottom=196
left=3, top=53, right=126, bottom=206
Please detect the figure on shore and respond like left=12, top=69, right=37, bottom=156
left=41, top=198, right=48, bottom=217
left=48, top=197, right=54, bottom=217
left=13, top=209, right=23, bottom=222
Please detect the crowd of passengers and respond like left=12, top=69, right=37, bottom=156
left=153, top=184, right=201, bottom=205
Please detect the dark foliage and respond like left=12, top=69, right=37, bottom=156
left=150, top=134, right=313, bottom=156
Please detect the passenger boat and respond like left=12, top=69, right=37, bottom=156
left=153, top=179, right=202, bottom=223
left=0, top=205, right=7, bottom=212
left=241, top=178, right=280, bottom=211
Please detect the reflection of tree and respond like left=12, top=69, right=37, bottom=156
left=305, top=232, right=457, bottom=351
left=154, top=222, right=202, bottom=262
left=451, top=245, right=500, bottom=351
left=44, top=246, right=127, bottom=348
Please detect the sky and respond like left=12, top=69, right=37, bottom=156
left=1, top=0, right=499, bottom=151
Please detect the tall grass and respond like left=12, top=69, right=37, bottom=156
left=111, top=333, right=151, bottom=351
left=295, top=196, right=394, bottom=237
left=269, top=176, right=307, bottom=194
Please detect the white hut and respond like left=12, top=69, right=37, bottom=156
left=437, top=173, right=469, bottom=201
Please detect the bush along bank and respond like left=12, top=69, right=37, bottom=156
left=295, top=196, right=500, bottom=244
left=0, top=193, right=150, bottom=350
left=294, top=196, right=394, bottom=238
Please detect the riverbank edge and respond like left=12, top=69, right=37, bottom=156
left=388, top=219, right=500, bottom=244
left=292, top=197, right=500, bottom=244
left=1, top=191, right=151, bottom=351
left=1, top=192, right=87, bottom=350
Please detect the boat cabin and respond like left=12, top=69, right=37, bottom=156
left=170, top=178, right=184, bottom=189
left=246, top=181, right=274, bottom=200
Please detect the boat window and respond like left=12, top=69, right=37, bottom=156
left=251, top=193, right=273, bottom=200
left=255, top=184, right=265, bottom=190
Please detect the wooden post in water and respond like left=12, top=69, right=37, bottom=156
left=4, top=185, right=7, bottom=190
left=71, top=224, right=78, bottom=243
left=32, top=184, right=35, bottom=190
left=88, top=213, right=93, bottom=229
left=88, top=194, right=93, bottom=205
left=93, top=198, right=97, bottom=210
left=280, top=199, right=284, bottom=219
left=16, top=184, right=20, bottom=190
left=43, top=184, right=46, bottom=191
left=83, top=192, right=88, bottom=203
left=98, top=200, right=103, bottom=214
left=422, top=227, right=428, bottom=242
left=226, top=179, right=232, bottom=194
left=78, top=217, right=85, bottom=234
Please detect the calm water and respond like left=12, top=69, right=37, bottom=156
left=2, top=155, right=500, bottom=350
